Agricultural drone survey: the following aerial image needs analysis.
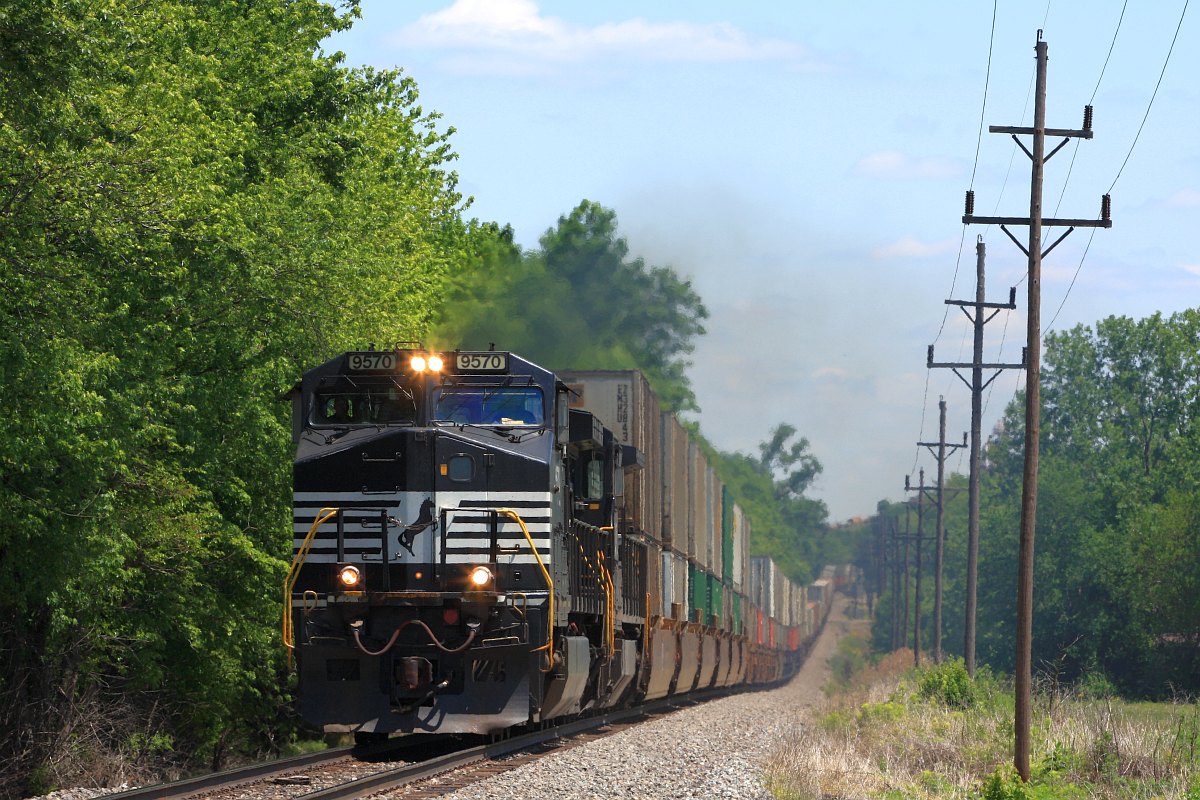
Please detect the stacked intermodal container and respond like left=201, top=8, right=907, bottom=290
left=661, top=414, right=689, bottom=551
left=561, top=369, right=840, bottom=686
left=707, top=467, right=722, bottom=575
left=686, top=441, right=707, bottom=569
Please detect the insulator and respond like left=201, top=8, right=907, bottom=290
left=1083, top=105, right=1093, bottom=131
left=1101, top=193, right=1111, bottom=221
left=965, top=190, right=975, bottom=216
left=927, top=344, right=934, bottom=367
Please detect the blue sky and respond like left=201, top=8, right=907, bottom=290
left=326, top=1, right=1198, bottom=520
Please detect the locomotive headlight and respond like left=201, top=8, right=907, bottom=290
left=468, top=565, right=494, bottom=589
left=427, top=354, right=444, bottom=372
left=410, top=355, right=427, bottom=372
left=337, top=564, right=362, bottom=588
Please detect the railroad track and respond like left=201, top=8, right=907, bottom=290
left=100, top=690, right=733, bottom=800
left=97, top=735, right=458, bottom=800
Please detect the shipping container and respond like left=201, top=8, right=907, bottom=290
left=730, top=504, right=745, bottom=592
left=670, top=549, right=688, bottom=619
left=688, top=562, right=707, bottom=623
left=810, top=578, right=832, bottom=613
left=739, top=511, right=751, bottom=593
left=791, top=583, right=807, bottom=638
left=707, top=467, right=722, bottom=575
left=721, top=488, right=735, bottom=586
left=660, top=547, right=690, bottom=620
left=709, top=573, right=724, bottom=628
left=773, top=567, right=789, bottom=628
left=562, top=371, right=664, bottom=542
left=661, top=414, right=690, bottom=551
left=687, top=441, right=709, bottom=567
left=749, top=556, right=777, bottom=620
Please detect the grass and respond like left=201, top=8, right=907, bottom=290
left=764, top=642, right=1200, bottom=799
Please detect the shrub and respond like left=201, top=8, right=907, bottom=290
left=918, top=658, right=978, bottom=709
left=980, top=766, right=1032, bottom=800
left=859, top=701, right=907, bottom=725
left=1075, top=671, right=1118, bottom=700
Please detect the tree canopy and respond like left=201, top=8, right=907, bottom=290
left=433, top=200, right=709, bottom=411
left=873, top=310, right=1200, bottom=697
left=701, top=424, right=831, bottom=582
left=1, top=0, right=466, bottom=791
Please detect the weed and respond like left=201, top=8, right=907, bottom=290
left=979, top=766, right=1032, bottom=800
left=918, top=658, right=978, bottom=709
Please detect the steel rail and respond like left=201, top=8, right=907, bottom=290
left=99, top=745, right=359, bottom=800
left=294, top=708, right=651, bottom=800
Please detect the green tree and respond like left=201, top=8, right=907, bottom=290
left=703, top=424, right=830, bottom=583
left=435, top=200, right=708, bottom=411
left=0, top=0, right=467, bottom=790
left=924, top=310, right=1200, bottom=696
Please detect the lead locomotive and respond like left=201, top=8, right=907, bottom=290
left=285, top=348, right=647, bottom=740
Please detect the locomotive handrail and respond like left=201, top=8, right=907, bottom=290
left=284, top=506, right=340, bottom=665
left=644, top=592, right=652, bottom=655
left=496, top=508, right=555, bottom=672
left=598, top=550, right=615, bottom=656
left=510, top=591, right=528, bottom=619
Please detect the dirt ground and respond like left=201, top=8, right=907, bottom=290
left=772, top=591, right=873, bottom=715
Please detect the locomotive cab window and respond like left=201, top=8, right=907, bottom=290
left=572, top=451, right=605, bottom=501
left=312, top=385, right=418, bottom=426
left=432, top=386, right=544, bottom=427
left=586, top=456, right=604, bottom=500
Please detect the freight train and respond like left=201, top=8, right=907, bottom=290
left=283, top=348, right=840, bottom=742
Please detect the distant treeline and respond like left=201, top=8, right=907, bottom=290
left=872, top=310, right=1200, bottom=697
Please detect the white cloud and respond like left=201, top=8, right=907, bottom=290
left=391, top=0, right=817, bottom=73
left=871, top=236, right=956, bottom=259
left=1165, top=189, right=1200, bottom=208
left=813, top=366, right=850, bottom=379
left=854, top=150, right=962, bottom=180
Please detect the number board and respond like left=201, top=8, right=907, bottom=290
left=455, top=352, right=509, bottom=373
left=345, top=352, right=397, bottom=372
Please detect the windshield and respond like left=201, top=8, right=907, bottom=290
left=313, top=385, right=418, bottom=426
left=432, top=386, right=544, bottom=426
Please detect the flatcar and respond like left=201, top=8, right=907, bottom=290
left=283, top=347, right=838, bottom=742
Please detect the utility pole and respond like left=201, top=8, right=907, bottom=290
left=904, top=471, right=938, bottom=667
left=901, top=506, right=911, bottom=650
left=962, top=33, right=1111, bottom=782
left=930, top=240, right=1023, bottom=677
left=916, top=398, right=967, bottom=663
left=889, top=517, right=901, bottom=650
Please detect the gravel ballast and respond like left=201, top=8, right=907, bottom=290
left=422, top=598, right=850, bottom=800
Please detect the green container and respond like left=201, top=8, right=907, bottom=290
left=722, top=488, right=735, bottom=584
left=689, top=562, right=707, bottom=622
left=733, top=592, right=743, bottom=634
left=709, top=573, right=724, bottom=628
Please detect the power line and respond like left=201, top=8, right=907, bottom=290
left=1108, top=0, right=1189, bottom=194
left=920, top=0, right=1001, bottom=471
left=1045, top=0, right=1189, bottom=332
left=932, top=0, right=999, bottom=348
left=1051, top=2, right=1128, bottom=217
